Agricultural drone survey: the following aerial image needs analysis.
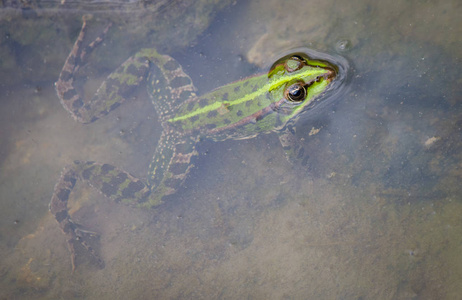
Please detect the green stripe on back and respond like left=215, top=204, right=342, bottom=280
left=168, top=68, right=327, bottom=123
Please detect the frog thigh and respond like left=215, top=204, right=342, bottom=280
left=145, top=132, right=199, bottom=208
left=277, top=125, right=308, bottom=165
left=143, top=49, right=197, bottom=122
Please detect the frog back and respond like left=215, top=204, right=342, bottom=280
left=168, top=74, right=283, bottom=141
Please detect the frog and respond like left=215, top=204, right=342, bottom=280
left=49, top=18, right=343, bottom=272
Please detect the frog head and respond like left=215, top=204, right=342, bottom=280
left=267, top=53, right=338, bottom=124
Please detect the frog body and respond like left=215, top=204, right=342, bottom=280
left=50, top=19, right=342, bottom=271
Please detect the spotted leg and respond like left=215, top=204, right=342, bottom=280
left=49, top=161, right=150, bottom=272
left=50, top=133, right=198, bottom=271
left=55, top=17, right=151, bottom=124
left=141, top=133, right=199, bottom=208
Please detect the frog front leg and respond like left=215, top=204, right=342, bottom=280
left=277, top=124, right=308, bottom=165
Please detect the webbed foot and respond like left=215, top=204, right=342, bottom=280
left=67, top=219, right=105, bottom=273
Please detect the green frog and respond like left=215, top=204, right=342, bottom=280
left=50, top=18, right=344, bottom=272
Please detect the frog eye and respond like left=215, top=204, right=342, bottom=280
left=285, top=56, right=304, bottom=72
left=284, top=83, right=307, bottom=102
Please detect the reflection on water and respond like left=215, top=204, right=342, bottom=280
left=0, top=0, right=461, bottom=299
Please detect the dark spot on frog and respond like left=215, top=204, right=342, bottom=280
left=82, top=165, right=97, bottom=180
left=109, top=102, right=121, bottom=112
left=170, top=76, right=191, bottom=89
left=61, top=222, right=74, bottom=235
left=190, top=115, right=199, bottom=123
left=110, top=172, right=128, bottom=186
left=169, top=162, right=190, bottom=175
left=101, top=164, right=115, bottom=174
left=89, top=116, right=99, bottom=123
left=234, top=86, right=241, bottom=92
left=175, top=143, right=192, bottom=154
left=56, top=188, right=72, bottom=203
left=63, top=173, right=77, bottom=187
left=199, top=98, right=209, bottom=108
left=121, top=181, right=146, bottom=198
left=63, top=88, right=78, bottom=102
left=187, top=101, right=195, bottom=111
left=102, top=182, right=117, bottom=197
left=222, top=92, right=228, bottom=101
left=55, top=210, right=69, bottom=223
left=296, top=147, right=305, bottom=159
left=59, top=70, right=72, bottom=82
left=223, top=119, right=231, bottom=125
left=163, top=59, right=180, bottom=71
left=207, top=110, right=218, bottom=118
left=236, top=110, right=243, bottom=117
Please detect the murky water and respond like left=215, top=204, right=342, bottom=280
left=0, top=0, right=461, bottom=299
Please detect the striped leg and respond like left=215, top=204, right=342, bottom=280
left=142, top=48, right=197, bottom=122
left=49, top=161, right=150, bottom=271
left=143, top=133, right=199, bottom=208
left=55, top=18, right=151, bottom=123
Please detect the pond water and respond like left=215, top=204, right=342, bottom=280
left=0, top=0, right=461, bottom=299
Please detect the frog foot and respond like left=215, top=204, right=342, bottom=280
left=55, top=17, right=114, bottom=123
left=68, top=219, right=105, bottom=272
left=49, top=164, right=106, bottom=272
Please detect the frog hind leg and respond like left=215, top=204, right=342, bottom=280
left=49, top=161, right=150, bottom=271
left=56, top=17, right=151, bottom=124
left=142, top=48, right=197, bottom=122
left=143, top=132, right=199, bottom=208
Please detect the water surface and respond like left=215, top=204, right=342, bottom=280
left=0, top=0, right=461, bottom=299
